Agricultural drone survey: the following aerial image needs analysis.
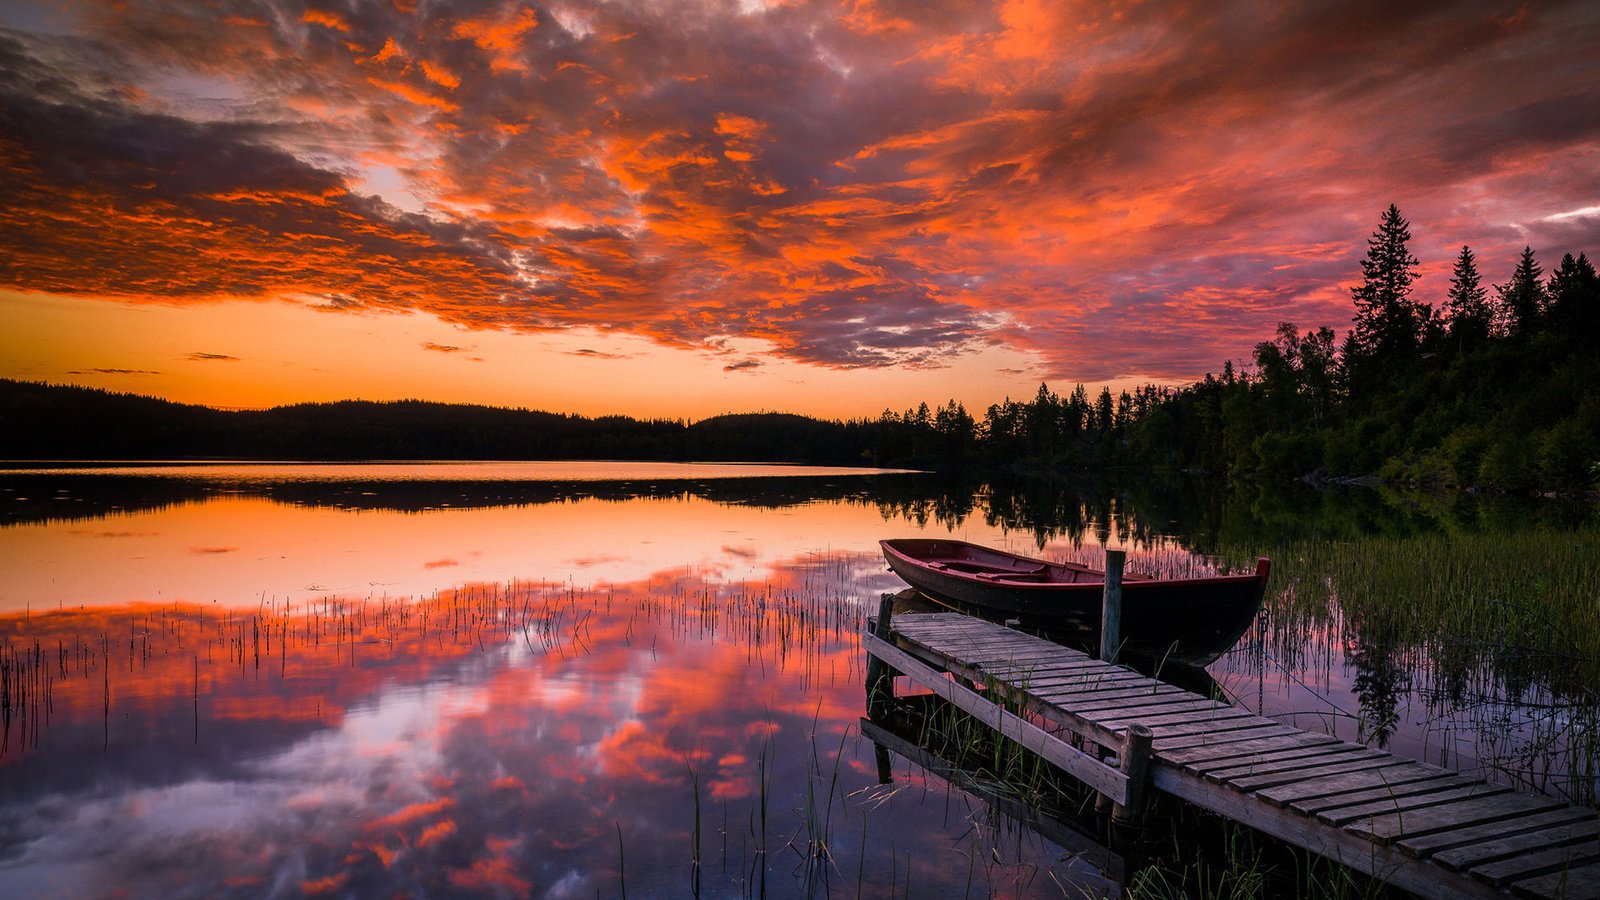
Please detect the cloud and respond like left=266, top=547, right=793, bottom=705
left=67, top=367, right=161, bottom=375
left=2, top=2, right=1599, bottom=384
left=722, top=359, right=762, bottom=372
left=186, top=352, right=238, bottom=362
left=567, top=348, right=631, bottom=360
left=421, top=342, right=465, bottom=353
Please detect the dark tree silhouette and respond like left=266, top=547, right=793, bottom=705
left=1443, top=245, right=1492, bottom=352
left=1496, top=246, right=1546, bottom=336
left=1547, top=252, right=1600, bottom=339
left=1346, top=205, right=1427, bottom=391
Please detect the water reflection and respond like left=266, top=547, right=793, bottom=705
left=1, top=561, right=1106, bottom=897
left=2, top=464, right=1597, bottom=895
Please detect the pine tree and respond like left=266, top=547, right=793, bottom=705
left=1443, top=245, right=1492, bottom=351
left=1346, top=205, right=1426, bottom=391
left=1496, top=246, right=1545, bottom=336
left=1546, top=252, right=1600, bottom=339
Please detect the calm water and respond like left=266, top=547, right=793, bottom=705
left=1, top=463, right=1595, bottom=897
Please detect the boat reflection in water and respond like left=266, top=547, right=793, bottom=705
left=880, top=538, right=1270, bottom=668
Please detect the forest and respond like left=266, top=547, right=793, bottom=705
left=4, top=206, right=1596, bottom=493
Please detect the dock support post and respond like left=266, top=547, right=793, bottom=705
left=1112, top=724, right=1153, bottom=826
left=1099, top=550, right=1125, bottom=664
left=866, top=593, right=898, bottom=718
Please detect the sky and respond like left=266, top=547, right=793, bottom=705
left=2, top=0, right=1598, bottom=420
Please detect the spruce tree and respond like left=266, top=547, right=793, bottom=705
left=1347, top=205, right=1425, bottom=391
left=1546, top=252, right=1600, bottom=339
left=1496, top=246, right=1545, bottom=336
left=1443, top=245, right=1492, bottom=351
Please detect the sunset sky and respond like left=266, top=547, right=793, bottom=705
left=2, top=1, right=1598, bottom=420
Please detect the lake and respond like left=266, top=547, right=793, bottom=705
left=1, top=462, right=1596, bottom=897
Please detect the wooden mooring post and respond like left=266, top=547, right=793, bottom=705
left=865, top=593, right=898, bottom=718
left=1099, top=549, right=1125, bottom=664
left=1113, top=723, right=1153, bottom=826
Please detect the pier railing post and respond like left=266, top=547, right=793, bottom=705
left=1112, top=723, right=1152, bottom=827
left=866, top=593, right=899, bottom=718
left=1099, top=550, right=1125, bottom=664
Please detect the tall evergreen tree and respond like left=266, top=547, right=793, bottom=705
left=1496, top=246, right=1545, bottom=336
left=1346, top=205, right=1426, bottom=390
left=1547, top=252, right=1600, bottom=339
left=1443, top=245, right=1492, bottom=351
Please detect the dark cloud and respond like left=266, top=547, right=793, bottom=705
left=2, top=1, right=1599, bottom=384
left=722, top=359, right=761, bottom=372
left=185, top=352, right=238, bottom=362
left=421, top=342, right=464, bottom=353
left=66, top=367, right=161, bottom=375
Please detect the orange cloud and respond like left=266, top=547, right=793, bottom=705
left=1, top=0, right=1597, bottom=392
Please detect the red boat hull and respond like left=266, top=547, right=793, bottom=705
left=880, top=538, right=1270, bottom=666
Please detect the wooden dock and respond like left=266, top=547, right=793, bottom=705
left=863, top=610, right=1600, bottom=899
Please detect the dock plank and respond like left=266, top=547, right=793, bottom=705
left=1288, top=774, right=1475, bottom=817
left=1509, top=857, right=1600, bottom=899
left=1316, top=783, right=1514, bottom=827
left=1344, top=793, right=1564, bottom=846
left=1205, top=747, right=1390, bottom=783
left=1146, top=718, right=1289, bottom=741
left=1065, top=695, right=1226, bottom=716
left=1030, top=684, right=1188, bottom=705
left=1433, top=816, right=1599, bottom=873
left=1093, top=706, right=1259, bottom=731
left=1161, top=731, right=1342, bottom=767
left=1398, top=807, right=1600, bottom=859
left=1225, top=756, right=1414, bottom=793
left=1256, top=763, right=1455, bottom=808
left=1152, top=724, right=1303, bottom=752
left=1468, top=839, right=1600, bottom=888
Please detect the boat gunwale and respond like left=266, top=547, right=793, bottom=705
left=880, top=538, right=1269, bottom=592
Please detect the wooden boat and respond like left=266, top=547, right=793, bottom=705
left=879, top=538, right=1271, bottom=666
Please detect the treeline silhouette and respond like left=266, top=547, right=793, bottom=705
left=0, top=384, right=887, bottom=464
left=4, top=206, right=1595, bottom=490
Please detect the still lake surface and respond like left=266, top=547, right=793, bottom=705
left=1, top=462, right=1595, bottom=897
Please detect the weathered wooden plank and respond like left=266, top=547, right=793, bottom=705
left=1027, top=671, right=1154, bottom=692
left=911, top=644, right=1066, bottom=667
left=1145, top=716, right=1287, bottom=741
left=1344, top=792, right=1564, bottom=846
left=1062, top=694, right=1222, bottom=716
left=973, top=656, right=1106, bottom=677
left=1030, top=683, right=1188, bottom=706
left=1399, top=807, right=1600, bottom=859
left=1152, top=724, right=1303, bottom=752
left=943, top=642, right=1076, bottom=661
left=1433, top=816, right=1598, bottom=873
left=896, top=621, right=1055, bottom=646
left=1226, top=756, right=1414, bottom=793
left=1160, top=731, right=1341, bottom=767
left=1316, top=783, right=1514, bottom=827
left=1093, top=706, right=1260, bottom=731
left=1205, top=747, right=1390, bottom=785
left=1289, top=774, right=1475, bottom=817
left=1468, top=839, right=1600, bottom=888
left=1255, top=762, right=1453, bottom=808
left=862, top=632, right=1131, bottom=804
left=1148, top=762, right=1504, bottom=899
left=1200, top=739, right=1367, bottom=767
left=1508, top=857, right=1600, bottom=899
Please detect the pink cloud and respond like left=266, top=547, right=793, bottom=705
left=1, top=1, right=1596, bottom=386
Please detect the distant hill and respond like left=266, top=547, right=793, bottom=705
left=0, top=380, right=883, bottom=464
